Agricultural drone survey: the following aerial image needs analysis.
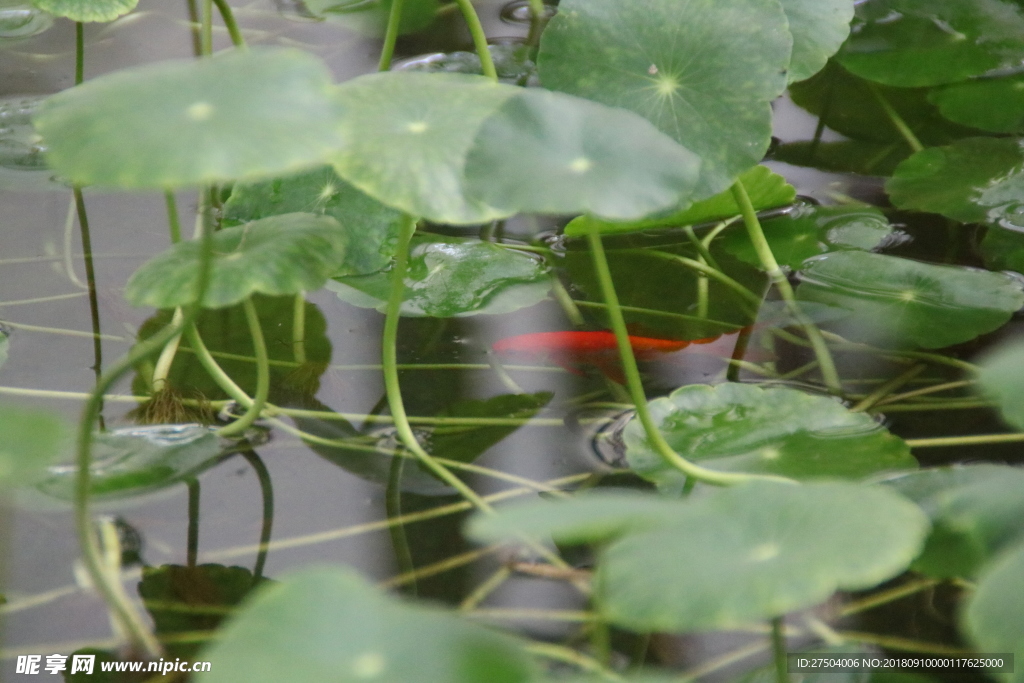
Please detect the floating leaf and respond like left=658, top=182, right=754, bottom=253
left=328, top=234, right=550, bottom=317
left=396, top=43, right=536, bottom=85
left=797, top=251, right=1024, bottom=348
left=464, top=88, right=701, bottom=220
left=884, top=465, right=1024, bottom=578
left=887, top=138, right=1024, bottom=228
left=930, top=74, right=1024, bottom=134
left=223, top=166, right=402, bottom=277
left=468, top=490, right=682, bottom=546
left=962, top=543, right=1024, bottom=683
left=788, top=62, right=980, bottom=147
left=34, top=49, right=345, bottom=188
left=836, top=0, right=1024, bottom=87
left=980, top=225, right=1024, bottom=274
left=780, top=0, right=856, bottom=83
left=31, top=0, right=136, bottom=22
left=562, top=166, right=794, bottom=237
left=624, top=384, right=914, bottom=493
left=0, top=404, right=68, bottom=487
left=772, top=140, right=909, bottom=177
left=977, top=338, right=1024, bottom=430
left=35, top=424, right=227, bottom=501
left=304, top=0, right=437, bottom=36
left=599, top=481, right=928, bottom=632
left=537, top=0, right=791, bottom=198
left=329, top=72, right=517, bottom=224
left=722, top=204, right=895, bottom=270
left=125, top=213, right=347, bottom=310
left=195, top=567, right=535, bottom=683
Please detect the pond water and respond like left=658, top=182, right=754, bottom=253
left=0, top=1, right=1019, bottom=681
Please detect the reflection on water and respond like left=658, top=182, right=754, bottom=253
left=0, top=2, right=52, bottom=40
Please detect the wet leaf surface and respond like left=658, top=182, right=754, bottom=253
left=797, top=251, right=1024, bottom=348
left=34, top=49, right=345, bottom=188
left=780, top=0, right=855, bottom=83
left=624, top=383, right=915, bottom=493
left=537, top=0, right=791, bottom=198
left=977, top=338, right=1024, bottom=430
left=929, top=74, right=1024, bottom=134
left=195, top=567, right=536, bottom=683
left=963, top=543, right=1024, bottom=683
left=329, top=234, right=550, bottom=317
left=0, top=404, right=68, bottom=487
left=125, top=213, right=347, bottom=309
left=599, top=481, right=928, bottom=632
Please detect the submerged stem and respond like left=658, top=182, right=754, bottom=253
left=867, top=83, right=924, bottom=153
left=212, top=298, right=269, bottom=438
left=378, top=0, right=406, bottom=71
left=453, top=0, right=497, bottom=81
left=771, top=617, right=791, bottom=683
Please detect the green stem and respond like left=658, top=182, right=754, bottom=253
left=771, top=617, right=790, bottom=683
left=459, top=565, right=513, bottom=611
left=186, top=479, right=200, bottom=569
left=384, top=216, right=494, bottom=511
left=292, top=293, right=307, bottom=364
left=152, top=309, right=185, bottom=392
left=215, top=298, right=269, bottom=438
left=239, top=449, right=273, bottom=583
left=453, top=0, right=497, bottom=81
left=386, top=457, right=417, bottom=596
left=201, top=0, right=213, bottom=56
left=74, top=22, right=84, bottom=85
left=684, top=225, right=722, bottom=272
left=73, top=197, right=216, bottom=658
left=184, top=324, right=252, bottom=406
left=74, top=187, right=105, bottom=428
left=378, top=0, right=406, bottom=71
left=905, top=432, right=1024, bottom=449
left=868, top=83, right=924, bottom=153
left=850, top=364, right=925, bottom=413
left=641, top=250, right=763, bottom=307
left=584, top=220, right=793, bottom=487
left=186, top=0, right=202, bottom=57
left=165, top=191, right=182, bottom=244
left=212, top=0, right=245, bottom=48
left=731, top=180, right=842, bottom=394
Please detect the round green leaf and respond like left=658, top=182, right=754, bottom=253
left=223, top=166, right=402, bottom=277
left=884, top=465, right=1024, bottom=578
left=0, top=404, right=68, bottom=487
left=464, top=88, right=701, bottom=220
left=467, top=490, right=683, bottom=546
left=781, top=0, right=856, bottom=83
left=328, top=72, right=518, bottom=225
left=35, top=424, right=225, bottom=501
left=34, top=48, right=345, bottom=188
left=125, top=213, right=347, bottom=310
left=887, top=138, right=1024, bottom=228
left=563, top=165, right=795, bottom=237
left=977, top=338, right=1024, bottom=430
left=195, top=567, right=535, bottom=683
left=797, top=251, right=1024, bottom=348
left=722, top=204, right=895, bottom=270
left=31, top=0, right=136, bottom=22
left=963, top=543, right=1024, bottom=683
left=930, top=74, right=1024, bottom=134
left=537, top=0, right=792, bottom=198
left=837, top=0, right=1024, bottom=87
left=328, top=234, right=550, bottom=317
left=599, top=481, right=929, bottom=632
left=980, top=224, right=1024, bottom=274
left=624, top=383, right=915, bottom=493
left=772, top=140, right=910, bottom=177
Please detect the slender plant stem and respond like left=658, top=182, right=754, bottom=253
left=73, top=197, right=216, bottom=658
left=684, top=225, right=722, bottom=271
left=152, top=309, right=185, bottom=392
left=378, top=0, right=407, bottom=71
left=850, top=364, right=925, bottom=413
left=905, top=432, right=1024, bottom=449
left=731, top=180, right=842, bottom=394
left=459, top=565, right=513, bottom=611
left=384, top=216, right=494, bottom=511
left=212, top=0, right=245, bottom=47
left=186, top=479, right=200, bottom=569
left=381, top=546, right=497, bottom=588
left=874, top=380, right=974, bottom=407
left=73, top=188, right=105, bottom=428
left=641, top=249, right=763, bottom=307
left=215, top=298, right=269, bottom=438
left=584, top=221, right=793, bottom=487
left=184, top=325, right=251, bottom=406
left=868, top=83, right=924, bottom=153
left=164, top=191, right=182, bottom=244
left=386, top=457, right=418, bottom=596
left=75, top=23, right=84, bottom=84
left=239, top=449, right=273, bottom=583
left=186, top=0, right=202, bottom=56
left=771, top=617, right=790, bottom=683
left=201, top=0, right=213, bottom=56
left=292, top=293, right=307, bottom=364
left=453, top=0, right=497, bottom=81
left=525, top=643, right=623, bottom=681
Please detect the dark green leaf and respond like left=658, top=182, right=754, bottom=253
left=797, top=251, right=1024, bottom=348
left=625, top=383, right=915, bottom=493
left=329, top=234, right=550, bottom=317
left=0, top=404, right=68, bottom=487
left=887, top=138, right=1024, bottom=227
left=930, top=74, right=1024, bottom=134
left=304, top=0, right=437, bottom=36
left=195, top=567, right=535, bottom=683
left=781, top=0, right=856, bottom=83
left=464, top=88, right=701, bottom=220
left=599, top=481, right=929, bottom=632
left=125, top=213, right=347, bottom=309
left=885, top=465, right=1024, bottom=578
left=328, top=72, right=518, bottom=224
left=562, top=166, right=794, bottom=237
left=537, top=0, right=791, bottom=198
left=31, top=0, right=136, bottom=22
left=962, top=543, right=1024, bottom=683
left=34, top=49, right=344, bottom=188
left=771, top=140, right=910, bottom=177
left=978, top=338, right=1024, bottom=430
left=223, top=166, right=402, bottom=277
left=980, top=225, right=1024, bottom=274
left=722, top=204, right=895, bottom=270
left=35, top=424, right=227, bottom=501
left=837, top=0, right=1024, bottom=87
